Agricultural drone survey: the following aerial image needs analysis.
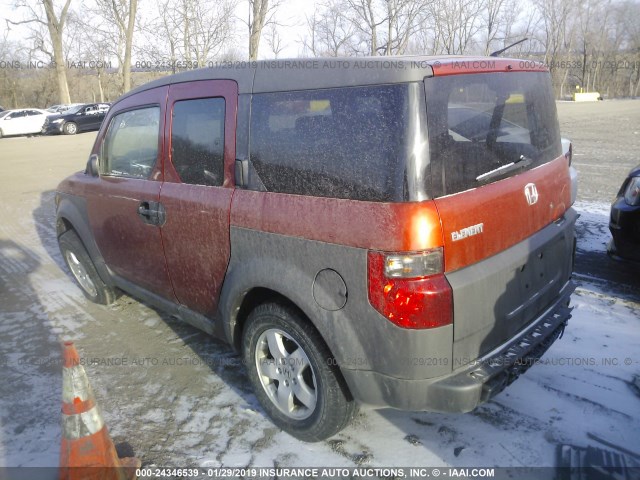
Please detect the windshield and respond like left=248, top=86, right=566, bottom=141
left=66, top=104, right=86, bottom=115
left=0, top=111, right=10, bottom=119
left=425, top=72, right=561, bottom=196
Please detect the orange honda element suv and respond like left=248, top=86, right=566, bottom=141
left=56, top=57, right=577, bottom=441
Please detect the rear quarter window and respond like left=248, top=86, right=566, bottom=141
left=249, top=84, right=411, bottom=202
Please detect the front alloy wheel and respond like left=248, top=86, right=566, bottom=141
left=58, top=230, right=117, bottom=305
left=65, top=250, right=98, bottom=298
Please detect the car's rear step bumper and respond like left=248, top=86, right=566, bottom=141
left=342, top=279, right=575, bottom=412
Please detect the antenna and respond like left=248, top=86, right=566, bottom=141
left=490, top=38, right=528, bottom=57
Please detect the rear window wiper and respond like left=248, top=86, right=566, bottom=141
left=476, top=155, right=532, bottom=184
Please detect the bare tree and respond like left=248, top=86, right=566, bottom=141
left=264, top=22, right=285, bottom=58
left=0, top=34, right=25, bottom=107
left=383, top=0, right=423, bottom=55
left=301, top=1, right=357, bottom=57
left=301, top=12, right=320, bottom=56
left=481, top=0, right=520, bottom=55
left=149, top=0, right=182, bottom=72
left=619, top=0, right=640, bottom=96
left=10, top=0, right=73, bottom=103
left=533, top=0, right=578, bottom=97
left=427, top=0, right=485, bottom=54
left=141, top=0, right=236, bottom=70
left=575, top=0, right=613, bottom=92
left=344, top=0, right=383, bottom=55
left=123, top=0, right=137, bottom=92
left=88, top=0, right=138, bottom=94
left=305, top=0, right=423, bottom=57
left=189, top=0, right=236, bottom=65
left=246, top=0, right=282, bottom=60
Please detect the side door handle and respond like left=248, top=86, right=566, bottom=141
left=138, top=201, right=166, bottom=226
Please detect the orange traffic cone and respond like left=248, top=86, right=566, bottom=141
left=59, top=341, right=141, bottom=480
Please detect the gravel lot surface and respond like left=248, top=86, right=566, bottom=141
left=557, top=100, right=640, bottom=292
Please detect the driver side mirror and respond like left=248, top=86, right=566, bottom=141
left=85, top=154, right=99, bottom=177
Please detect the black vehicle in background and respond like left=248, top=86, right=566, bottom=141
left=42, top=103, right=110, bottom=135
left=609, top=165, right=640, bottom=263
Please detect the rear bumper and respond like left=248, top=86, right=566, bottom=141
left=342, top=279, right=575, bottom=412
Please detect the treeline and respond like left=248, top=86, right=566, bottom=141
left=1, top=0, right=639, bottom=108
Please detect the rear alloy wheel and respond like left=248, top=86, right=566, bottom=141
left=58, top=230, right=117, bottom=305
left=63, top=122, right=78, bottom=135
left=243, top=302, right=357, bottom=441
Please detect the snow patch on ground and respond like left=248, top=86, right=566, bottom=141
left=574, top=200, right=611, bottom=254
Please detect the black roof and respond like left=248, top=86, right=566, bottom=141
left=117, top=54, right=541, bottom=107
left=118, top=55, right=452, bottom=101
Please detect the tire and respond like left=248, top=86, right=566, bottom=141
left=58, top=230, right=117, bottom=305
left=63, top=122, right=78, bottom=135
left=0, top=129, right=3, bottom=139
left=243, top=302, right=357, bottom=441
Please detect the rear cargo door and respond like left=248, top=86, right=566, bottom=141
left=425, top=71, right=573, bottom=361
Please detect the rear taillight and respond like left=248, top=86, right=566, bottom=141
left=368, top=249, right=453, bottom=329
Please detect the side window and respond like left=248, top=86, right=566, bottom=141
left=171, top=98, right=225, bottom=186
left=101, top=106, right=160, bottom=179
left=249, top=85, right=409, bottom=202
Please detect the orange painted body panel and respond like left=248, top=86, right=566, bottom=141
left=231, top=190, right=444, bottom=252
left=434, top=155, right=571, bottom=272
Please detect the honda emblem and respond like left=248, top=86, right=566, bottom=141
left=524, top=183, right=539, bottom=206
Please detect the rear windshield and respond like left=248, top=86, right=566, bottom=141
left=425, top=72, right=561, bottom=196
left=249, top=84, right=413, bottom=202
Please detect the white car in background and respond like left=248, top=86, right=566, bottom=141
left=0, top=108, right=53, bottom=138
